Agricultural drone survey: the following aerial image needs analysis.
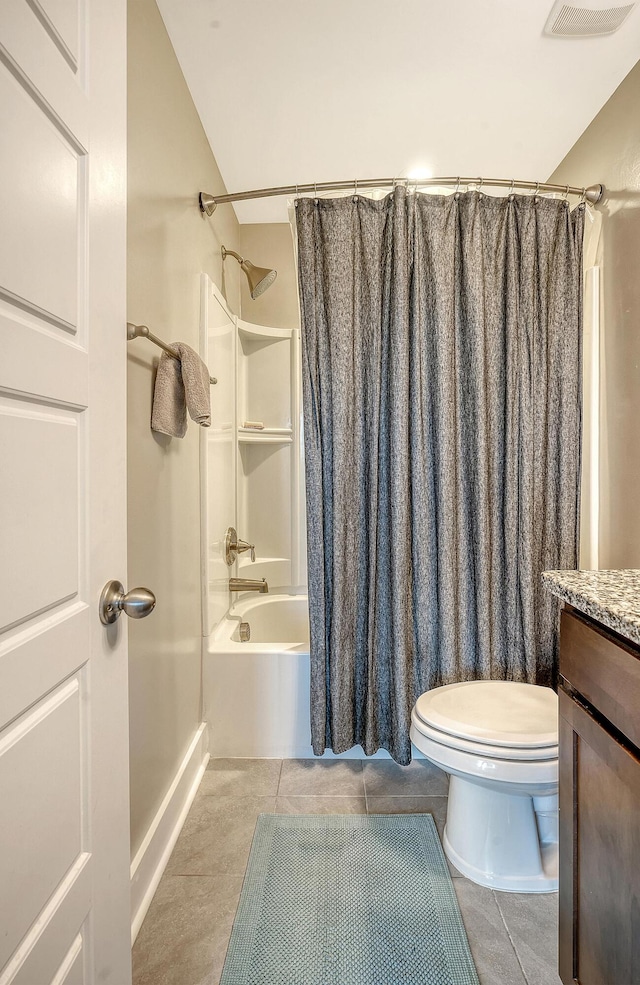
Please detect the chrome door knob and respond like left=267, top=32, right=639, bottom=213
left=99, top=580, right=156, bottom=625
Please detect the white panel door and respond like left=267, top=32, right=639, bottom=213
left=0, top=0, right=130, bottom=983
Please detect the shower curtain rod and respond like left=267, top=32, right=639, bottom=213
left=199, top=176, right=604, bottom=215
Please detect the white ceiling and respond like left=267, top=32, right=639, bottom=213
left=156, top=0, right=640, bottom=223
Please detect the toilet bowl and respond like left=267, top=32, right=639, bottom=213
left=410, top=680, right=558, bottom=893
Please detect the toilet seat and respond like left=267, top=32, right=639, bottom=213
left=411, top=714, right=557, bottom=762
left=414, top=680, right=558, bottom=752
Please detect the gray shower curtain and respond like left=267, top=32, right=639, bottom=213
left=296, top=186, right=584, bottom=764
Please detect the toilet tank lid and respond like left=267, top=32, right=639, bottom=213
left=414, top=681, right=558, bottom=748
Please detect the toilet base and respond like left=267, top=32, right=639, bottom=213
left=443, top=775, right=558, bottom=893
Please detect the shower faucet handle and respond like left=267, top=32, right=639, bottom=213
left=237, top=539, right=256, bottom=563
left=224, top=527, right=256, bottom=564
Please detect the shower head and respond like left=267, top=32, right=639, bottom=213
left=221, top=246, right=277, bottom=299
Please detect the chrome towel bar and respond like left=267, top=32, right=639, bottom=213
left=126, top=322, right=217, bottom=385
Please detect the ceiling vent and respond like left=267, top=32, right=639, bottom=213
left=544, top=1, right=637, bottom=36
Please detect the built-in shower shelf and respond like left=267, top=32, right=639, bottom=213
left=238, top=321, right=293, bottom=342
left=238, top=427, right=293, bottom=443
left=239, top=555, right=289, bottom=568
left=239, top=555, right=293, bottom=588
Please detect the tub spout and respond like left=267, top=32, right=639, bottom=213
left=229, top=577, right=269, bottom=594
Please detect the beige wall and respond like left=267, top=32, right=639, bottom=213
left=239, top=224, right=299, bottom=329
left=549, top=59, right=640, bottom=569
left=127, top=0, right=241, bottom=857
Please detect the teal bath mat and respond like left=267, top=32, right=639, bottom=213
left=220, top=813, right=479, bottom=985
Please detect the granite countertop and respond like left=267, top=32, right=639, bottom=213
left=542, top=569, right=640, bottom=645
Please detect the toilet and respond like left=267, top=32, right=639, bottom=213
left=410, top=680, right=558, bottom=893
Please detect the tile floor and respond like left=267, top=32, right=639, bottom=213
left=133, top=758, right=561, bottom=985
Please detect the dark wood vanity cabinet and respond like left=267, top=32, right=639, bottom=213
left=558, top=607, right=640, bottom=985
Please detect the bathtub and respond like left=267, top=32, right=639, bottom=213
left=204, top=593, right=313, bottom=758
left=203, top=592, right=403, bottom=759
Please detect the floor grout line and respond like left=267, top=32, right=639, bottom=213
left=163, top=872, right=245, bottom=879
left=362, top=760, right=369, bottom=812
left=493, top=889, right=530, bottom=985
left=365, top=792, right=449, bottom=797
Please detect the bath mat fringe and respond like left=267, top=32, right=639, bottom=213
left=220, top=813, right=479, bottom=985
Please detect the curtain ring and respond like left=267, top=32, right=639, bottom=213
left=477, top=177, right=483, bottom=194
left=579, top=187, right=587, bottom=205
left=455, top=177, right=461, bottom=195
left=534, top=180, right=540, bottom=198
left=509, top=178, right=515, bottom=196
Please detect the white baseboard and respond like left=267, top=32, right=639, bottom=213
left=130, top=723, right=209, bottom=944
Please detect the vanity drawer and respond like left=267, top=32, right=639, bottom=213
left=560, top=607, right=640, bottom=748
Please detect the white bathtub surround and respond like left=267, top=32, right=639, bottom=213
left=130, top=724, right=209, bottom=943
left=410, top=681, right=559, bottom=893
left=199, top=277, right=305, bottom=636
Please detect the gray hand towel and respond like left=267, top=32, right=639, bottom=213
left=151, top=342, right=211, bottom=438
